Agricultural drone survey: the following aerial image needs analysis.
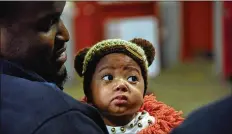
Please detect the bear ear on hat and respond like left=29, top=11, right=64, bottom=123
left=74, top=47, right=90, bottom=77
left=130, top=38, right=155, bottom=66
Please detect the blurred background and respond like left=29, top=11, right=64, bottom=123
left=61, top=1, right=232, bottom=117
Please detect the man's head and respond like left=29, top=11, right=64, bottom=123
left=0, top=2, right=69, bottom=89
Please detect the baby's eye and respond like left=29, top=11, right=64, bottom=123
left=102, top=75, right=113, bottom=81
left=128, top=76, right=138, bottom=82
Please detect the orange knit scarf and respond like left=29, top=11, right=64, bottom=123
left=138, top=94, right=184, bottom=134
left=80, top=94, right=184, bottom=134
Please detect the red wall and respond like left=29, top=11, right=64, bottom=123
left=73, top=2, right=157, bottom=53
left=181, top=2, right=213, bottom=61
left=223, top=2, right=232, bottom=79
left=73, top=2, right=102, bottom=53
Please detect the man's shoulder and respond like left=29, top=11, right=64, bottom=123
left=186, top=95, right=232, bottom=122
left=2, top=74, right=102, bottom=115
left=2, top=74, right=88, bottom=108
left=1, top=74, right=107, bottom=134
left=171, top=95, right=232, bottom=134
left=2, top=74, right=77, bottom=109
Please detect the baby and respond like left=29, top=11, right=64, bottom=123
left=74, top=38, right=184, bottom=134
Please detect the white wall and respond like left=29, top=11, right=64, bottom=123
left=158, top=1, right=182, bottom=68
left=61, top=2, right=75, bottom=81
left=104, top=16, right=161, bottom=78
left=213, top=1, right=224, bottom=76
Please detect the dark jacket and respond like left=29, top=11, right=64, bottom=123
left=0, top=59, right=109, bottom=134
left=171, top=95, right=232, bottom=134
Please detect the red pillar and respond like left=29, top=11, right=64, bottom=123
left=181, top=2, right=213, bottom=62
left=223, top=2, right=232, bottom=79
left=73, top=2, right=102, bottom=53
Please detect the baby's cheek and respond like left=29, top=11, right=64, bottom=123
left=137, top=93, right=144, bottom=104
left=130, top=94, right=143, bottom=109
left=94, top=92, right=110, bottom=109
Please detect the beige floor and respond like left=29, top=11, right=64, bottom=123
left=64, top=59, right=231, bottom=117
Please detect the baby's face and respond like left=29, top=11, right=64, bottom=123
left=90, top=53, right=144, bottom=117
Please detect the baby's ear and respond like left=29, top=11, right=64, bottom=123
left=130, top=38, right=155, bottom=66
left=74, top=48, right=90, bottom=77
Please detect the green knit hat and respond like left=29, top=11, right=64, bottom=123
left=74, top=38, right=155, bottom=100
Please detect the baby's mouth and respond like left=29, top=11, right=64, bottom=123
left=114, top=95, right=128, bottom=100
left=112, top=95, right=128, bottom=105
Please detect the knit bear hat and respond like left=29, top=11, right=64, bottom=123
left=74, top=38, right=155, bottom=99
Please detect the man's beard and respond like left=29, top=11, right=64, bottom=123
left=37, top=64, right=68, bottom=90
left=22, top=54, right=68, bottom=90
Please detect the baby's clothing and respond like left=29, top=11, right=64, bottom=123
left=106, top=111, right=155, bottom=134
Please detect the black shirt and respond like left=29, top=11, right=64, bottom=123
left=1, top=59, right=109, bottom=134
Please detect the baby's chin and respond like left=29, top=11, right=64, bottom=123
left=109, top=108, right=128, bottom=116
left=108, top=106, right=137, bottom=117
